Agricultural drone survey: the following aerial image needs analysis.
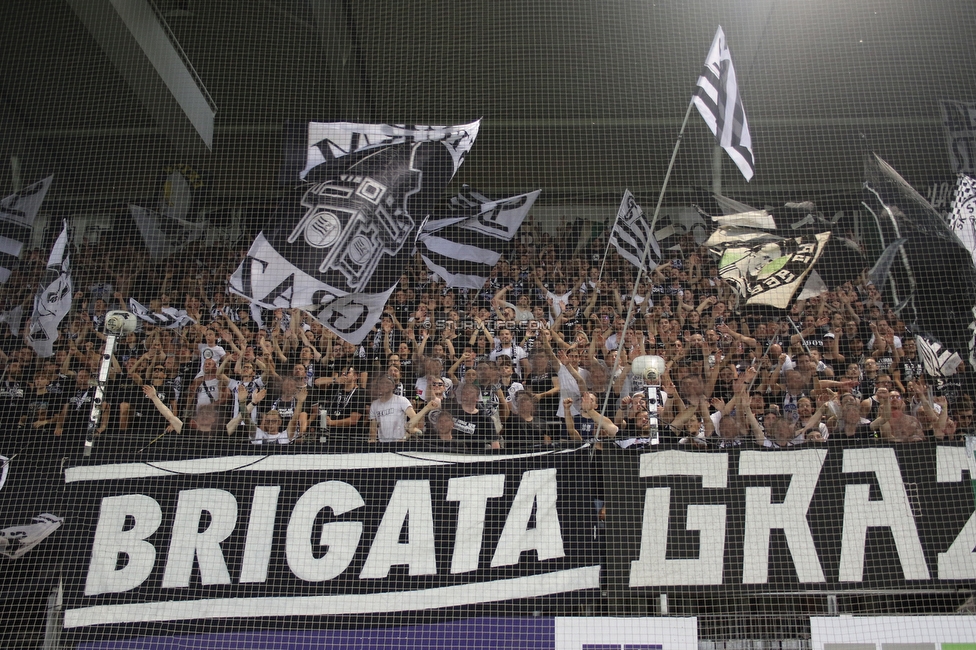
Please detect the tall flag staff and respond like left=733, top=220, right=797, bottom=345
left=596, top=26, right=755, bottom=428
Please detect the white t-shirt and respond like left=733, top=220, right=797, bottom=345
left=501, top=301, right=534, bottom=322
left=229, top=377, right=265, bottom=421
left=195, top=377, right=222, bottom=408
left=556, top=364, right=589, bottom=417
left=197, top=343, right=226, bottom=372
left=369, top=394, right=413, bottom=443
left=251, top=427, right=290, bottom=445
left=545, top=290, right=573, bottom=318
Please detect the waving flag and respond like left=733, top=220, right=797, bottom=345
left=609, top=190, right=661, bottom=271
left=282, top=120, right=480, bottom=183
left=717, top=232, right=831, bottom=309
left=128, top=298, right=195, bottom=329
left=949, top=173, right=976, bottom=268
left=27, top=221, right=71, bottom=357
left=863, top=154, right=976, bottom=368
left=130, top=205, right=203, bottom=259
left=418, top=188, right=541, bottom=288
left=233, top=121, right=480, bottom=344
left=693, top=27, right=755, bottom=181
left=0, top=176, right=53, bottom=283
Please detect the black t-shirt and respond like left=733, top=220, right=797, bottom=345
left=898, top=357, right=924, bottom=386
left=0, top=379, right=27, bottom=429
left=447, top=406, right=497, bottom=447
left=24, top=389, right=66, bottom=431
left=524, top=371, right=557, bottom=421
left=64, top=386, right=96, bottom=435
left=503, top=416, right=549, bottom=448
left=318, top=385, right=367, bottom=439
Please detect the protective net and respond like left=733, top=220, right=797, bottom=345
left=1, top=1, right=975, bottom=649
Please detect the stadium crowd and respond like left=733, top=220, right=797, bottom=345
left=0, top=224, right=971, bottom=457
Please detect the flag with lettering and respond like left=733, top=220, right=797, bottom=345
left=717, top=232, right=831, bottom=309
left=282, top=120, right=481, bottom=183
left=940, top=100, right=976, bottom=175
left=609, top=190, right=661, bottom=272
left=27, top=220, right=71, bottom=357
left=0, top=176, right=53, bottom=283
left=693, top=26, right=755, bottom=181
left=418, top=188, right=541, bottom=289
left=232, top=121, right=480, bottom=344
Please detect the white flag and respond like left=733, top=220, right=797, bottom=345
left=693, top=26, right=755, bottom=181
left=130, top=204, right=203, bottom=259
left=27, top=221, right=71, bottom=357
left=0, top=304, right=24, bottom=337
left=0, top=176, right=53, bottom=283
left=128, top=298, right=195, bottom=329
left=609, top=190, right=661, bottom=271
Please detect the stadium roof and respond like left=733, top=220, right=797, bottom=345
left=1, top=0, right=975, bottom=210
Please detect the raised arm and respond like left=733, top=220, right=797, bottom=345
left=287, top=386, right=308, bottom=441
left=143, top=384, right=184, bottom=434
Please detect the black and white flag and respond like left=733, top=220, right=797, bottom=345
left=128, top=298, right=195, bottom=329
left=27, top=221, right=71, bottom=358
left=0, top=304, right=23, bottom=337
left=863, top=154, right=976, bottom=366
left=0, top=176, right=53, bottom=283
left=234, top=121, right=479, bottom=344
left=418, top=188, right=540, bottom=289
left=693, top=26, right=755, bottom=181
left=130, top=205, right=203, bottom=259
left=282, top=120, right=480, bottom=183
left=916, top=332, right=964, bottom=378
left=948, top=173, right=976, bottom=268
left=160, top=163, right=204, bottom=221
left=939, top=100, right=976, bottom=175
left=609, top=190, right=661, bottom=272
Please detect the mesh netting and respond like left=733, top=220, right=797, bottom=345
left=1, top=1, right=976, bottom=648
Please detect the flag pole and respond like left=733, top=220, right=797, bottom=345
left=597, top=212, right=621, bottom=282
left=595, top=99, right=697, bottom=429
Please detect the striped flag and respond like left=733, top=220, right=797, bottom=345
left=418, top=188, right=540, bottom=289
left=128, top=298, right=195, bottom=329
left=915, top=332, right=964, bottom=378
left=0, top=176, right=53, bottom=283
left=609, top=190, right=661, bottom=272
left=693, top=26, right=755, bottom=181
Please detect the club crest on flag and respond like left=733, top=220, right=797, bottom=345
left=234, top=121, right=481, bottom=344
left=286, top=172, right=415, bottom=292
